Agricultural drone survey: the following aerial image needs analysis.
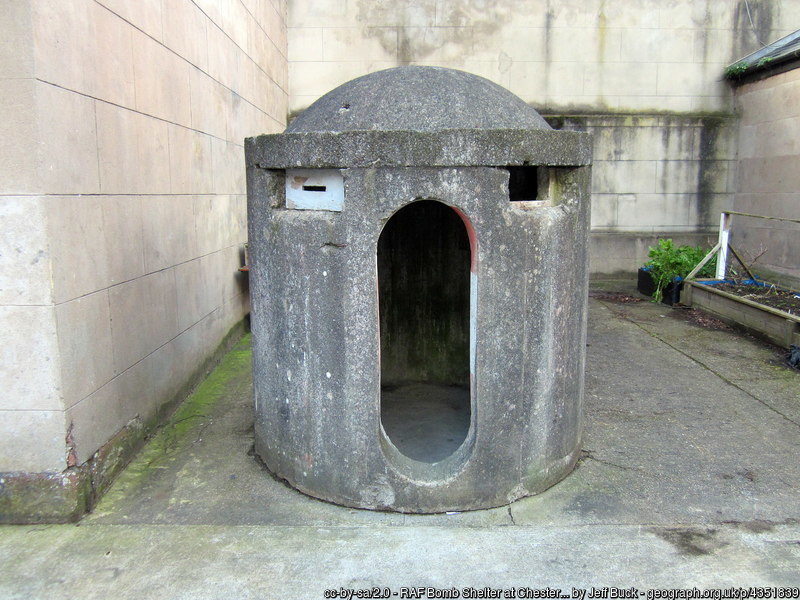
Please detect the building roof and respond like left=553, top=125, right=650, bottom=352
left=286, top=66, right=551, bottom=133
left=725, top=29, right=800, bottom=85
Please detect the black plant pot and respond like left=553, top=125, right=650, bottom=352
left=637, top=268, right=682, bottom=305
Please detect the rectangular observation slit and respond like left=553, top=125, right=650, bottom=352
left=502, top=166, right=554, bottom=208
left=286, top=169, right=344, bottom=211
left=507, top=166, right=538, bottom=201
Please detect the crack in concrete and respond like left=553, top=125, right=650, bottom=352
left=639, top=326, right=800, bottom=430
left=597, top=299, right=800, bottom=430
left=582, top=451, right=642, bottom=473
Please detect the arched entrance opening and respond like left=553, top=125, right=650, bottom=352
left=377, top=200, right=473, bottom=463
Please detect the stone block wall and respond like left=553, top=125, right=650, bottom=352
left=286, top=0, right=797, bottom=275
left=287, top=0, right=795, bottom=116
left=552, top=113, right=737, bottom=274
left=732, top=67, right=800, bottom=290
left=0, top=0, right=287, bottom=487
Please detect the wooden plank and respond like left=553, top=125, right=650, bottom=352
left=685, top=281, right=800, bottom=349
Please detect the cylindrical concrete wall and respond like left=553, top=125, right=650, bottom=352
left=246, top=67, right=592, bottom=512
left=248, top=165, right=591, bottom=512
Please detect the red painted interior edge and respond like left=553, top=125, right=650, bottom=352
left=450, top=206, right=477, bottom=273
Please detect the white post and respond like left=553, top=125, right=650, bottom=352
left=716, top=212, right=731, bottom=280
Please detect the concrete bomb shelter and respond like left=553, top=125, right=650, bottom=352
left=245, top=66, right=592, bottom=513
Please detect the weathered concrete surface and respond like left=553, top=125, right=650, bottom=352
left=247, top=67, right=592, bottom=512
left=2, top=522, right=799, bottom=599
left=246, top=129, right=593, bottom=169
left=248, top=167, right=590, bottom=512
left=285, top=66, right=552, bottom=133
left=1, top=285, right=800, bottom=597
left=286, top=1, right=794, bottom=116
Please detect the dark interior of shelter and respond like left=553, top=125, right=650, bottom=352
left=377, top=200, right=472, bottom=463
left=506, top=166, right=539, bottom=201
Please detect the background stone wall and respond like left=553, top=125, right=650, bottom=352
left=286, top=0, right=797, bottom=275
left=0, top=0, right=287, bottom=474
left=732, top=67, right=800, bottom=290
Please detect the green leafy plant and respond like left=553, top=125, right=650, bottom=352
left=645, top=239, right=716, bottom=303
left=756, top=56, right=775, bottom=68
left=724, top=61, right=749, bottom=78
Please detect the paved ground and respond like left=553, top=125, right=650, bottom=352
left=381, top=382, right=470, bottom=462
left=2, top=281, right=799, bottom=599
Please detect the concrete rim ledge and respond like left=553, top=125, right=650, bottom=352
left=245, top=129, right=593, bottom=169
left=0, top=319, right=250, bottom=525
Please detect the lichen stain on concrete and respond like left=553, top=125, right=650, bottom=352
left=733, top=0, right=775, bottom=60
left=696, top=116, right=725, bottom=227
left=356, top=0, right=513, bottom=66
left=697, top=7, right=712, bottom=66
left=595, top=0, right=607, bottom=102
left=658, top=121, right=695, bottom=195
left=65, top=423, right=78, bottom=468
left=650, top=527, right=730, bottom=557
left=91, top=336, right=252, bottom=516
left=543, top=9, right=553, bottom=98
left=722, top=519, right=777, bottom=534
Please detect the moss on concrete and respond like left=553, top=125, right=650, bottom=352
left=0, top=469, right=91, bottom=524
left=91, top=335, right=252, bottom=516
left=0, top=321, right=250, bottom=524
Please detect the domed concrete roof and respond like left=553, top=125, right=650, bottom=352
left=286, top=66, right=551, bottom=133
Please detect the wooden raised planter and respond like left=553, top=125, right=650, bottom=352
left=683, top=280, right=800, bottom=349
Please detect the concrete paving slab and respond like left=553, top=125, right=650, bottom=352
left=1, top=281, right=799, bottom=598
left=2, top=522, right=800, bottom=599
